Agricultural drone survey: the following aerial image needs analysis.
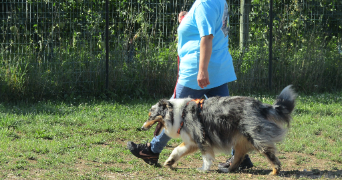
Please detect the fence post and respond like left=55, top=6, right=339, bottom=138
left=268, top=0, right=273, bottom=91
left=105, top=0, right=109, bottom=90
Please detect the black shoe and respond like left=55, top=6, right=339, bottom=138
left=127, top=141, right=160, bottom=166
left=239, top=154, right=253, bottom=170
left=218, top=155, right=234, bottom=169
left=218, top=154, right=253, bottom=170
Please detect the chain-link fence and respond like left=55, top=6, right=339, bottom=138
left=1, top=0, right=341, bottom=100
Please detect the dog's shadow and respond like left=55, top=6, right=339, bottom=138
left=168, top=167, right=342, bottom=179
left=245, top=169, right=342, bottom=179
left=232, top=169, right=342, bottom=179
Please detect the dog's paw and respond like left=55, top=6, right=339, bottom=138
left=197, top=167, right=209, bottom=173
left=164, top=161, right=174, bottom=169
left=269, top=170, right=279, bottom=176
left=268, top=167, right=280, bottom=176
left=164, top=164, right=173, bottom=169
left=269, top=172, right=278, bottom=176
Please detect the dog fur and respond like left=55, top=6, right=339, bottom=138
left=141, top=85, right=296, bottom=175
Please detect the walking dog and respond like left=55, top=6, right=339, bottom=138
left=141, top=85, right=296, bottom=175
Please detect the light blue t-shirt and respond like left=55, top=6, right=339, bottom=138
left=177, top=0, right=237, bottom=90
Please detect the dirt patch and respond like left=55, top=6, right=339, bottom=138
left=115, top=138, right=128, bottom=147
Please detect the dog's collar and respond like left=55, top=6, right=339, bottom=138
left=177, top=99, right=205, bottom=134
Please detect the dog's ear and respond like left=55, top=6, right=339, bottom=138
left=159, top=99, right=173, bottom=110
left=159, top=99, right=174, bottom=125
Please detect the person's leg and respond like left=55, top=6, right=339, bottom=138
left=205, top=83, right=229, bottom=97
left=175, top=83, right=209, bottom=99
left=150, top=129, right=171, bottom=153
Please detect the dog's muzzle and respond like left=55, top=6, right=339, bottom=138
left=141, top=122, right=150, bottom=131
left=141, top=116, right=164, bottom=136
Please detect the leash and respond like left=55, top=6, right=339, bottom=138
left=173, top=15, right=185, bottom=98
left=177, top=98, right=205, bottom=134
left=173, top=55, right=180, bottom=98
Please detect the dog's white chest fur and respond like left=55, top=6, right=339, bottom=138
left=164, top=98, right=189, bottom=139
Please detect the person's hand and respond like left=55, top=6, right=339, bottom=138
left=197, top=69, right=210, bottom=88
left=178, top=11, right=187, bottom=23
left=198, top=35, right=213, bottom=89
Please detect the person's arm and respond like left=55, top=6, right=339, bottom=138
left=178, top=11, right=187, bottom=23
left=197, top=34, right=213, bottom=88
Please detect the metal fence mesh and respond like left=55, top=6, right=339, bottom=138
left=1, top=0, right=341, bottom=100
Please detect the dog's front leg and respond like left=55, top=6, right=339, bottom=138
left=197, top=149, right=215, bottom=172
left=164, top=142, right=198, bottom=168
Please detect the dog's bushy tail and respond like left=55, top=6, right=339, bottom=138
left=273, top=85, right=297, bottom=126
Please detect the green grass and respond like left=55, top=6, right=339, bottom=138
left=0, top=92, right=341, bottom=179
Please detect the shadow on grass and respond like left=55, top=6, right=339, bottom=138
left=170, top=168, right=342, bottom=179
left=0, top=97, right=157, bottom=116
left=232, top=169, right=342, bottom=179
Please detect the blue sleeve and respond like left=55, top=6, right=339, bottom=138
left=194, top=1, right=219, bottom=37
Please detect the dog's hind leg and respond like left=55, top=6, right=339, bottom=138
left=164, top=142, right=198, bottom=168
left=198, top=148, right=215, bottom=172
left=263, top=148, right=281, bottom=176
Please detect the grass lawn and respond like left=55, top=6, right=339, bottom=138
left=0, top=92, right=341, bottom=179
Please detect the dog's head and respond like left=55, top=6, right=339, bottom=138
left=141, top=99, right=173, bottom=136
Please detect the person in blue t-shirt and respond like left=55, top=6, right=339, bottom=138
left=127, top=0, right=253, bottom=171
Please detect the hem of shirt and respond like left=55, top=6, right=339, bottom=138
left=178, top=77, right=237, bottom=90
